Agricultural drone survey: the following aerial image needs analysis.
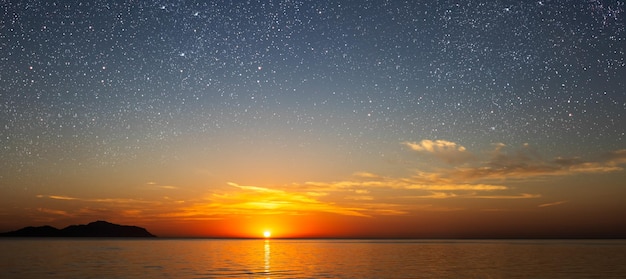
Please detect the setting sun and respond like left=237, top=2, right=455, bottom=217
left=263, top=231, right=271, bottom=238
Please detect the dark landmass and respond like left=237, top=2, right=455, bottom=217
left=0, top=220, right=156, bottom=237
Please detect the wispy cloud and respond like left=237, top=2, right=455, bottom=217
left=145, top=181, right=180, bottom=190
left=353, top=172, right=381, bottom=179
left=38, top=195, right=78, bottom=201
left=403, top=192, right=540, bottom=200
left=538, top=200, right=568, bottom=208
left=37, top=195, right=153, bottom=204
left=158, top=185, right=179, bottom=190
left=227, top=182, right=283, bottom=193
left=37, top=208, right=71, bottom=216
left=163, top=181, right=435, bottom=220
left=604, top=149, right=626, bottom=165
left=32, top=194, right=203, bottom=223
left=404, top=192, right=459, bottom=199
left=447, top=143, right=625, bottom=181
left=302, top=176, right=509, bottom=193
left=472, top=193, right=541, bottom=199
left=185, top=182, right=374, bottom=217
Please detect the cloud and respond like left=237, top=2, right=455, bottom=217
left=281, top=170, right=536, bottom=209
left=406, top=192, right=459, bottom=199
left=41, top=195, right=78, bottom=200
left=353, top=172, right=381, bottom=179
left=567, top=162, right=622, bottom=173
left=403, top=140, right=473, bottom=164
left=305, top=191, right=328, bottom=197
left=303, top=176, right=508, bottom=193
left=404, top=184, right=507, bottom=191
left=213, top=182, right=372, bottom=217
left=344, top=195, right=375, bottom=201
left=37, top=208, right=71, bottom=216
left=37, top=195, right=155, bottom=205
left=144, top=181, right=179, bottom=190
left=158, top=185, right=179, bottom=190
left=538, top=201, right=568, bottom=208
left=404, top=139, right=467, bottom=153
left=471, top=193, right=541, bottom=199
left=487, top=142, right=541, bottom=168
left=553, top=156, right=585, bottom=167
left=227, top=182, right=283, bottom=193
left=403, top=192, right=539, bottom=200
left=31, top=194, right=215, bottom=224
left=445, top=143, right=625, bottom=181
left=29, top=143, right=623, bottom=223
left=603, top=149, right=626, bottom=165
left=170, top=182, right=423, bottom=219
left=34, top=185, right=387, bottom=220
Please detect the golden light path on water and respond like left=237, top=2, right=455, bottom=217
left=264, top=239, right=271, bottom=278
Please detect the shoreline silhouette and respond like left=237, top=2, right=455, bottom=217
left=0, top=220, right=156, bottom=237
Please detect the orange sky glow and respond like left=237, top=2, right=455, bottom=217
left=3, top=141, right=625, bottom=238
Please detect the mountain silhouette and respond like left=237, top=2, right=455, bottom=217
left=0, top=221, right=156, bottom=237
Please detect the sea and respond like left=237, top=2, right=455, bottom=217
left=1, top=239, right=625, bottom=278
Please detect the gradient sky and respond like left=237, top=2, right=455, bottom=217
left=1, top=0, right=625, bottom=238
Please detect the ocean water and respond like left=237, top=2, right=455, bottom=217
left=1, top=239, right=625, bottom=278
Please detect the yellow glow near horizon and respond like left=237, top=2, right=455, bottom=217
left=263, top=230, right=271, bottom=238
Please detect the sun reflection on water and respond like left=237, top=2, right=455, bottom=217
left=264, top=239, right=270, bottom=278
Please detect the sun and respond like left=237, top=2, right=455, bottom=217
left=263, top=230, right=271, bottom=238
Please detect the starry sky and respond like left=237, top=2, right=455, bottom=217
left=1, top=0, right=625, bottom=238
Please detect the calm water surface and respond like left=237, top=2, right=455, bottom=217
left=1, top=239, right=625, bottom=278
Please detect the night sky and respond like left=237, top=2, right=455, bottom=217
left=1, top=0, right=625, bottom=238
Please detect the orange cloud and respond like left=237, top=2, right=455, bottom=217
left=44, top=195, right=78, bottom=200
left=181, top=182, right=373, bottom=218
left=471, top=193, right=541, bottom=199
left=403, top=139, right=467, bottom=153
left=302, top=176, right=508, bottom=193
left=38, top=195, right=154, bottom=204
left=403, top=140, right=473, bottom=164
left=158, top=185, right=179, bottom=190
left=538, top=200, right=568, bottom=207
left=403, top=192, right=539, bottom=200
left=37, top=208, right=71, bottom=216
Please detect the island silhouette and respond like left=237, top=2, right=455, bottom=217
left=0, top=220, right=156, bottom=237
